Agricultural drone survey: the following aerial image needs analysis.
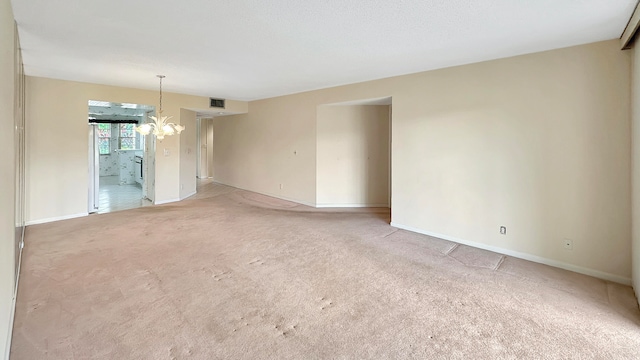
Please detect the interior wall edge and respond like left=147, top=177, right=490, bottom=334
left=630, top=43, right=640, bottom=306
left=1, top=0, right=19, bottom=356
left=391, top=222, right=632, bottom=286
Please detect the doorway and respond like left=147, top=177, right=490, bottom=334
left=316, top=97, right=392, bottom=208
left=196, top=117, right=214, bottom=179
left=88, top=101, right=155, bottom=213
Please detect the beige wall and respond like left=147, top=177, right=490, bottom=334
left=317, top=105, right=390, bottom=206
left=25, top=77, right=247, bottom=223
left=0, top=0, right=16, bottom=356
left=213, top=40, right=632, bottom=282
left=632, top=46, right=640, bottom=300
left=213, top=94, right=319, bottom=206
left=179, top=109, right=197, bottom=199
left=393, top=43, right=630, bottom=283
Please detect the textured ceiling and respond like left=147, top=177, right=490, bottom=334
left=11, top=0, right=637, bottom=101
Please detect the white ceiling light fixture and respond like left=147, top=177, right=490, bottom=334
left=135, top=75, right=184, bottom=140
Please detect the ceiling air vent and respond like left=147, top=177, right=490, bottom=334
left=210, top=98, right=225, bottom=108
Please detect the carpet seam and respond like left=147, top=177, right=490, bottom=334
left=493, top=255, right=506, bottom=271
left=444, top=243, right=459, bottom=256
left=383, top=229, right=399, bottom=238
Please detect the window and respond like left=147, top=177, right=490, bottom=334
left=97, top=123, right=111, bottom=155
left=119, top=124, right=136, bottom=150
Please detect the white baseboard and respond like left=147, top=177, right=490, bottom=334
left=246, top=190, right=316, bottom=208
left=5, top=228, right=24, bottom=360
left=390, top=222, right=631, bottom=285
left=180, top=191, right=197, bottom=200
left=4, top=279, right=16, bottom=360
left=26, top=212, right=88, bottom=226
left=212, top=181, right=316, bottom=208
left=155, top=198, right=180, bottom=205
left=316, top=203, right=389, bottom=208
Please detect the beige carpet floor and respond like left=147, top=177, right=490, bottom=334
left=10, top=184, right=640, bottom=359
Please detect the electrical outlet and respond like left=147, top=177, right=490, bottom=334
left=499, top=226, right=506, bottom=235
left=563, top=239, right=573, bottom=250
left=279, top=184, right=283, bottom=189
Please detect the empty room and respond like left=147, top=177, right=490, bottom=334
left=3, top=0, right=640, bottom=359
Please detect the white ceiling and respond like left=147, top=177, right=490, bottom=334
left=11, top=0, right=637, bottom=101
left=325, top=97, right=393, bottom=106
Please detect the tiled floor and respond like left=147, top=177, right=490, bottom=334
left=98, top=176, right=150, bottom=214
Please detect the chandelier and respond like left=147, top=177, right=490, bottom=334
left=135, top=75, right=184, bottom=140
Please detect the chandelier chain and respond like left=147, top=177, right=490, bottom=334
left=135, top=75, right=183, bottom=140
left=158, top=75, right=163, bottom=114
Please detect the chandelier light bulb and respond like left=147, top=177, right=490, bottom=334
left=162, top=124, right=175, bottom=134
left=137, top=123, right=152, bottom=135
